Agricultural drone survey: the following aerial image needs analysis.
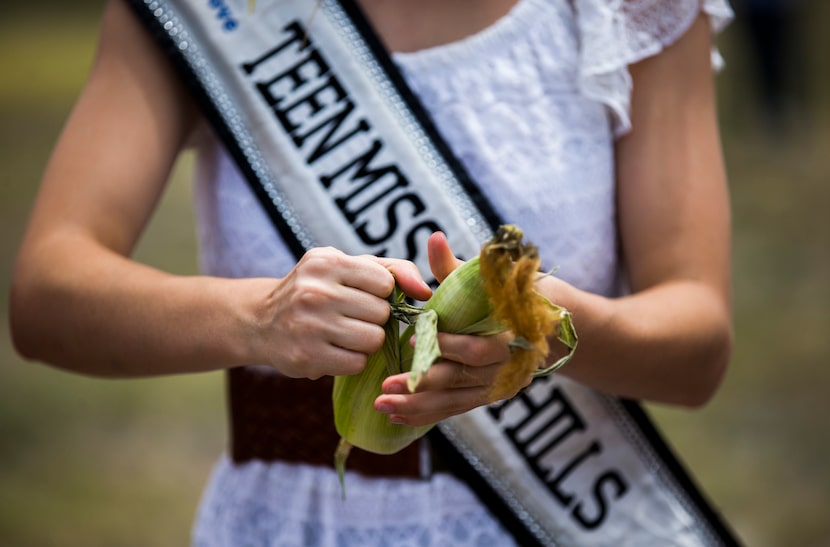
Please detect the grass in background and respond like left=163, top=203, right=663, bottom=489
left=1, top=10, right=224, bottom=546
left=2, top=5, right=829, bottom=547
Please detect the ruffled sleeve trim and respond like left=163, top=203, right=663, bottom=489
left=575, top=0, right=734, bottom=137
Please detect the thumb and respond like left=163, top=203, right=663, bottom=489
left=428, top=231, right=465, bottom=283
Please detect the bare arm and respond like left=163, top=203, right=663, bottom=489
left=9, top=0, right=431, bottom=378
left=377, top=14, right=732, bottom=424
left=547, top=13, right=733, bottom=407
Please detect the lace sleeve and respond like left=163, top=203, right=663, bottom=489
left=574, top=0, right=734, bottom=137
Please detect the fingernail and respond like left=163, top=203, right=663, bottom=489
left=376, top=403, right=394, bottom=414
left=384, top=383, right=406, bottom=394
left=389, top=415, right=406, bottom=425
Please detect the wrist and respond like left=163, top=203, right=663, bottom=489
left=225, top=276, right=282, bottom=368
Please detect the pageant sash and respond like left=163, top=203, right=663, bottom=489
left=127, top=0, right=739, bottom=544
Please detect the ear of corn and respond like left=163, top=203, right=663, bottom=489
left=332, top=225, right=578, bottom=493
left=332, top=286, right=433, bottom=495
left=404, top=255, right=505, bottom=392
left=332, top=287, right=432, bottom=457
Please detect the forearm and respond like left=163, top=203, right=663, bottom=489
left=10, top=234, right=265, bottom=378
left=541, top=276, right=732, bottom=407
left=561, top=14, right=734, bottom=407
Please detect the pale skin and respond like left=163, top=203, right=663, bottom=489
left=10, top=1, right=731, bottom=429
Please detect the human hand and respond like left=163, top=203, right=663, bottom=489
left=425, top=230, right=464, bottom=283
left=375, top=330, right=519, bottom=426
left=256, top=247, right=431, bottom=379
left=373, top=231, right=529, bottom=426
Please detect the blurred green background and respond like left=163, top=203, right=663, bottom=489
left=2, top=1, right=828, bottom=545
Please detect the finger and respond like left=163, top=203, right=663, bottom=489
left=383, top=361, right=499, bottom=393
left=277, top=307, right=386, bottom=363
left=436, top=332, right=512, bottom=367
left=326, top=316, right=388, bottom=355
left=290, top=275, right=391, bottom=326
left=419, top=361, right=501, bottom=391
left=370, top=256, right=433, bottom=301
left=299, top=248, right=396, bottom=299
left=334, top=252, right=398, bottom=298
left=278, top=339, right=368, bottom=379
left=334, top=285, right=392, bottom=325
left=427, top=231, right=464, bottom=283
left=375, top=388, right=489, bottom=427
left=311, top=346, right=368, bottom=378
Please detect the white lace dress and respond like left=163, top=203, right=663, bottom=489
left=190, top=0, right=732, bottom=545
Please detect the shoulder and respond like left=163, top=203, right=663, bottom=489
left=91, top=0, right=200, bottom=143
left=572, top=0, right=734, bottom=136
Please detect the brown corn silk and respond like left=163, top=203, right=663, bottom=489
left=479, top=225, right=557, bottom=401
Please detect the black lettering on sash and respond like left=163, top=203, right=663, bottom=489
left=498, top=387, right=586, bottom=455
left=273, top=74, right=346, bottom=135
left=246, top=33, right=370, bottom=167
left=320, top=140, right=409, bottom=225
left=547, top=441, right=601, bottom=505
left=241, top=21, right=307, bottom=75
left=240, top=18, right=443, bottom=263
left=336, top=170, right=407, bottom=225
left=572, top=470, right=629, bottom=530
left=488, top=380, right=630, bottom=530
left=404, top=220, right=442, bottom=263
left=372, top=218, right=443, bottom=276
left=254, top=47, right=329, bottom=109
left=292, top=100, right=371, bottom=165
left=355, top=192, right=426, bottom=245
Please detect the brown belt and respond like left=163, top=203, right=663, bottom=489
left=227, top=366, right=433, bottom=479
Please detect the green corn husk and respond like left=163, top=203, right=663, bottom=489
left=332, top=225, right=578, bottom=495
left=332, top=285, right=433, bottom=459
left=403, top=256, right=505, bottom=392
